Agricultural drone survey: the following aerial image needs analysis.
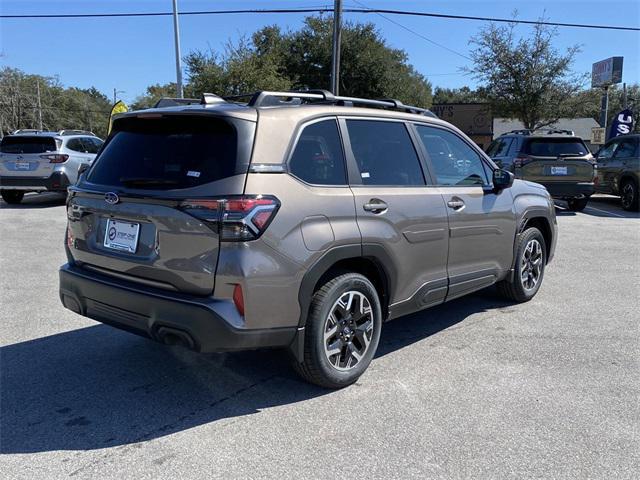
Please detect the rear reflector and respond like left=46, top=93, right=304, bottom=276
left=233, top=284, right=245, bottom=316
left=179, top=195, right=280, bottom=242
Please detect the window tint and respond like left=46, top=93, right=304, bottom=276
left=523, top=138, right=588, bottom=156
left=346, top=120, right=424, bottom=186
left=416, top=126, right=489, bottom=186
left=0, top=136, right=58, bottom=153
left=486, top=138, right=512, bottom=157
left=88, top=116, right=240, bottom=190
left=289, top=119, right=346, bottom=185
left=597, top=141, right=618, bottom=159
left=66, top=138, right=86, bottom=152
left=81, top=137, right=101, bottom=154
left=613, top=139, right=637, bottom=159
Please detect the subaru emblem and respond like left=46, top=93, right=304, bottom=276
left=104, top=192, right=120, bottom=205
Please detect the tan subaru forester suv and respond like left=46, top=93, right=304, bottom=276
left=59, top=90, right=557, bottom=388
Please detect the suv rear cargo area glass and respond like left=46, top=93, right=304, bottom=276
left=524, top=138, right=588, bottom=156
left=88, top=116, right=241, bottom=189
left=0, top=136, right=58, bottom=153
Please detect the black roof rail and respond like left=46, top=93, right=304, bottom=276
left=504, top=128, right=575, bottom=137
left=223, top=89, right=436, bottom=117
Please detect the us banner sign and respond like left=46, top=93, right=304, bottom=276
left=608, top=109, right=635, bottom=140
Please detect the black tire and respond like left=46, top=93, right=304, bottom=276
left=567, top=197, right=589, bottom=212
left=620, top=178, right=639, bottom=212
left=1, top=190, right=24, bottom=204
left=497, top=227, right=547, bottom=303
left=293, top=273, right=382, bottom=389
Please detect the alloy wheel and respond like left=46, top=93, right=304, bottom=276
left=520, top=239, right=543, bottom=291
left=621, top=183, right=635, bottom=210
left=323, top=291, right=374, bottom=371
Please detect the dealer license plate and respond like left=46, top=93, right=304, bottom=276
left=550, top=166, right=568, bottom=175
left=14, top=161, right=30, bottom=170
left=103, top=219, right=140, bottom=253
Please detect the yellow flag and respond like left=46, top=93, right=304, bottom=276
left=107, top=100, right=128, bottom=135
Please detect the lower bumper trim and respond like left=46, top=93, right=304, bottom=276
left=59, top=263, right=297, bottom=353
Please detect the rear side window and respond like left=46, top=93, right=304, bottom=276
left=88, top=116, right=240, bottom=189
left=0, top=136, right=58, bottom=154
left=524, top=138, right=588, bottom=156
left=289, top=119, right=346, bottom=185
left=66, top=138, right=85, bottom=152
left=346, top=120, right=425, bottom=186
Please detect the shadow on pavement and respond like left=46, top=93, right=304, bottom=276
left=0, top=192, right=66, bottom=209
left=0, top=289, right=511, bottom=454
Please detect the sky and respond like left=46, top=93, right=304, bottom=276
left=1, top=0, right=638, bottom=104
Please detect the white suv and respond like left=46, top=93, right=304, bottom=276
left=0, top=130, right=104, bottom=204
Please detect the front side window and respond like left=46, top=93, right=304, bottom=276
left=289, top=119, right=346, bottom=185
left=416, top=125, right=489, bottom=186
left=597, top=141, right=618, bottom=160
left=613, top=139, right=637, bottom=159
left=346, top=120, right=425, bottom=186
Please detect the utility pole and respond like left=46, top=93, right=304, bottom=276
left=36, top=80, right=43, bottom=130
left=330, top=0, right=342, bottom=95
left=172, top=0, right=184, bottom=98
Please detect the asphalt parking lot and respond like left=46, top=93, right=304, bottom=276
left=1, top=193, right=638, bottom=479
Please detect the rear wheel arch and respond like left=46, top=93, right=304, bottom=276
left=297, top=245, right=395, bottom=329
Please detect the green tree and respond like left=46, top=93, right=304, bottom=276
left=131, top=83, right=178, bottom=110
left=466, top=17, right=583, bottom=130
left=0, top=67, right=111, bottom=138
left=432, top=86, right=489, bottom=104
left=184, top=16, right=432, bottom=108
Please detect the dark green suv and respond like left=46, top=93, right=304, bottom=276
left=487, top=130, right=596, bottom=211
left=594, top=134, right=640, bottom=211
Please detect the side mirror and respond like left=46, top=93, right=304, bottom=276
left=493, top=169, right=514, bottom=190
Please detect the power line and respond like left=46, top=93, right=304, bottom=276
left=350, top=0, right=472, bottom=61
left=0, top=7, right=638, bottom=31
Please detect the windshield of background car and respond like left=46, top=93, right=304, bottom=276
left=0, top=136, right=59, bottom=153
left=87, top=115, right=243, bottom=190
left=523, top=138, right=589, bottom=156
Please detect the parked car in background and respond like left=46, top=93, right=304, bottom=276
left=59, top=90, right=557, bottom=389
left=486, top=129, right=596, bottom=211
left=0, top=130, right=103, bottom=204
left=594, top=134, right=639, bottom=211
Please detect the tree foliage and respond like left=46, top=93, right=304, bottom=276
left=183, top=16, right=432, bottom=107
left=0, top=67, right=112, bottom=138
left=466, top=17, right=583, bottom=130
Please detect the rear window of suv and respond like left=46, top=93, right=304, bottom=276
left=87, top=116, right=241, bottom=190
left=523, top=138, right=588, bottom=156
left=0, top=136, right=59, bottom=154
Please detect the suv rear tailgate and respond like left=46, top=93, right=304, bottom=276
left=66, top=113, right=255, bottom=296
left=518, top=137, right=594, bottom=183
left=0, top=136, right=60, bottom=178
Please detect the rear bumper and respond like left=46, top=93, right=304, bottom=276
left=59, top=263, right=296, bottom=353
left=539, top=181, right=595, bottom=199
left=0, top=171, right=71, bottom=192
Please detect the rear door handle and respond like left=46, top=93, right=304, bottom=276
left=363, top=200, right=388, bottom=213
left=447, top=199, right=465, bottom=210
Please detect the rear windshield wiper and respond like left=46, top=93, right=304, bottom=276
left=119, top=177, right=180, bottom=188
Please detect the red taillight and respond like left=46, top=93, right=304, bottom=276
left=233, top=284, right=245, bottom=316
left=179, top=195, right=280, bottom=241
left=40, top=154, right=69, bottom=164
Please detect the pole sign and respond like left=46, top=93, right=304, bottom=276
left=608, top=109, right=635, bottom=140
left=591, top=57, right=623, bottom=88
left=591, top=127, right=606, bottom=145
